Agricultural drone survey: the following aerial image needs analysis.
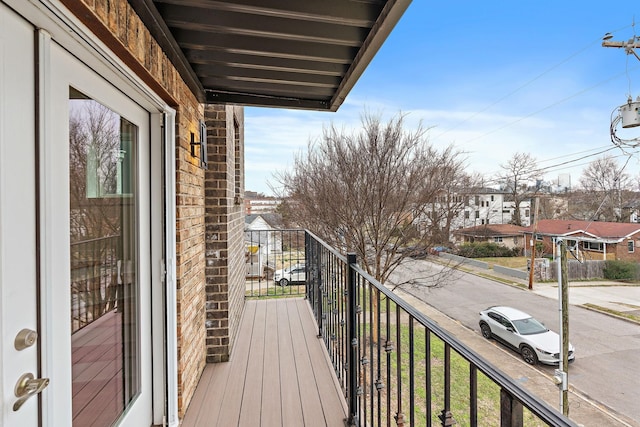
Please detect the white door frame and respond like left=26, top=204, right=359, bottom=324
left=0, top=5, right=39, bottom=425
left=160, top=110, right=179, bottom=427
left=2, top=0, right=179, bottom=425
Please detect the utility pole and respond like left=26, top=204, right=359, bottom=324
left=528, top=197, right=539, bottom=290
left=553, top=239, right=570, bottom=416
left=602, top=31, right=640, bottom=145
left=602, top=33, right=640, bottom=61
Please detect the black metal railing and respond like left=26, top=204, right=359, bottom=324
left=244, top=229, right=307, bottom=297
left=248, top=229, right=576, bottom=427
left=70, top=235, right=120, bottom=332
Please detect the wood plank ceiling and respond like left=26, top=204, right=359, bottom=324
left=129, top=0, right=411, bottom=111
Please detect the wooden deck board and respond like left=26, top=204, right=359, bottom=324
left=71, top=310, right=123, bottom=426
left=183, top=300, right=257, bottom=426
left=296, top=299, right=348, bottom=422
left=288, top=300, right=327, bottom=427
left=260, top=298, right=282, bottom=426
left=182, top=298, right=348, bottom=427
left=277, top=299, right=305, bottom=426
left=238, top=300, right=267, bottom=426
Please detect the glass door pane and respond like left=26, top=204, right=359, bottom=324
left=69, top=88, right=140, bottom=426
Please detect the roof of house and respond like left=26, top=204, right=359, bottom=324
left=525, top=219, right=640, bottom=242
left=128, top=0, right=411, bottom=110
left=245, top=213, right=284, bottom=229
left=453, top=224, right=527, bottom=237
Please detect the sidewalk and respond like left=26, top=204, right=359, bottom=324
left=395, top=288, right=638, bottom=427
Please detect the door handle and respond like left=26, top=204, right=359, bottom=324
left=13, top=373, right=50, bottom=411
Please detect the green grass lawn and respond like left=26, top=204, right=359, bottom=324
left=475, top=256, right=528, bottom=270
left=355, top=314, right=547, bottom=426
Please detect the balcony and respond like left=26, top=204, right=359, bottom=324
left=181, top=298, right=346, bottom=426
left=184, top=229, right=577, bottom=426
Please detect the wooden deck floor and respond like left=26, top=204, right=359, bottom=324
left=181, top=298, right=348, bottom=427
left=72, top=310, right=123, bottom=427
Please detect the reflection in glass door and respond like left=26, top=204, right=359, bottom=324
left=68, top=88, right=139, bottom=426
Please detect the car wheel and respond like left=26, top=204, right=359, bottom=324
left=520, top=345, right=538, bottom=365
left=278, top=278, right=289, bottom=287
left=480, top=322, right=492, bottom=339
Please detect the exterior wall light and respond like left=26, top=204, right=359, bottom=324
left=190, top=120, right=208, bottom=169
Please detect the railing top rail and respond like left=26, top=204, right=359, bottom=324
left=304, top=229, right=348, bottom=264
left=70, top=234, right=120, bottom=246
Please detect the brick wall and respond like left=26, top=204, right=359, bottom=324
left=204, top=105, right=246, bottom=362
left=613, top=240, right=640, bottom=261
left=63, top=0, right=209, bottom=418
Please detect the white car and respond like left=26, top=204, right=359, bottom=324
left=478, top=306, right=575, bottom=365
left=273, top=264, right=306, bottom=286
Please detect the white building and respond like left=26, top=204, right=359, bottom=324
left=416, top=188, right=532, bottom=241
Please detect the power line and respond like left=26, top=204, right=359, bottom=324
left=432, top=37, right=602, bottom=142
left=474, top=146, right=636, bottom=186
left=535, top=145, right=612, bottom=165
left=432, top=25, right=639, bottom=146
left=473, top=145, right=619, bottom=181
left=462, top=68, right=639, bottom=144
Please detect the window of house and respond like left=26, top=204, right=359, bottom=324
left=582, top=241, right=603, bottom=251
left=494, top=237, right=503, bottom=243
left=481, top=219, right=486, bottom=225
left=475, top=211, right=479, bottom=219
left=464, top=211, right=470, bottom=219
left=628, top=241, right=634, bottom=253
left=491, top=195, right=494, bottom=202
left=535, top=234, right=543, bottom=241
left=525, top=209, right=530, bottom=217
left=474, top=195, right=479, bottom=206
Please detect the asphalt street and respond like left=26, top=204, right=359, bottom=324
left=388, top=259, right=640, bottom=427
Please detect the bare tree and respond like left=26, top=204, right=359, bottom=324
left=578, top=155, right=631, bottom=222
left=496, top=152, right=540, bottom=226
left=421, top=166, right=482, bottom=245
left=69, top=99, right=130, bottom=324
left=69, top=100, right=122, bottom=240
left=275, top=111, right=468, bottom=286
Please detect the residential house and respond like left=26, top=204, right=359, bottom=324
left=0, top=1, right=410, bottom=426
left=416, top=187, right=531, bottom=242
left=452, top=224, right=527, bottom=252
left=245, top=213, right=285, bottom=278
left=523, top=219, right=640, bottom=261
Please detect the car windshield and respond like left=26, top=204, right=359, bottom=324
left=512, top=317, right=548, bottom=335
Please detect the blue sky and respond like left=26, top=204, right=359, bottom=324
left=244, top=2, right=640, bottom=195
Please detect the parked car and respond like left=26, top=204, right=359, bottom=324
left=273, top=264, right=306, bottom=286
left=429, top=246, right=449, bottom=255
left=399, top=245, right=428, bottom=259
left=478, top=306, right=575, bottom=365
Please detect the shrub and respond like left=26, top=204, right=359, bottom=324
left=602, top=260, right=640, bottom=281
left=456, top=242, right=519, bottom=258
